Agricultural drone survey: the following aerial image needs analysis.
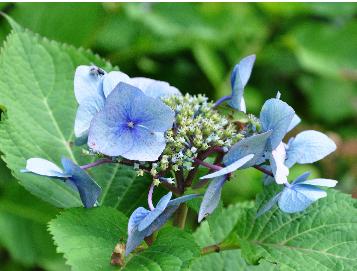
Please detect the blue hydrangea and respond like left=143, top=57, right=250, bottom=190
left=126, top=193, right=198, bottom=255
left=73, top=65, right=181, bottom=143
left=88, top=82, right=175, bottom=161
left=22, top=157, right=101, bottom=208
left=257, top=172, right=337, bottom=216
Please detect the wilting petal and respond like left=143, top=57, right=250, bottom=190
left=130, top=77, right=181, bottom=99
left=22, top=158, right=68, bottom=178
left=228, top=55, right=256, bottom=112
left=278, top=184, right=326, bottom=213
left=198, top=176, right=227, bottom=222
left=74, top=95, right=105, bottom=138
left=61, top=157, right=101, bottom=208
left=298, top=178, right=337, bottom=188
left=223, top=131, right=272, bottom=168
left=269, top=142, right=289, bottom=184
left=287, top=114, right=301, bottom=133
left=74, top=65, right=105, bottom=104
left=138, top=192, right=172, bottom=231
left=285, top=130, right=336, bottom=167
left=256, top=192, right=281, bottom=217
left=260, top=98, right=295, bottom=150
left=291, top=172, right=311, bottom=184
left=102, top=71, right=131, bottom=97
left=200, top=154, right=254, bottom=180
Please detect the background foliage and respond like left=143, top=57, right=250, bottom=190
left=0, top=2, right=356, bottom=270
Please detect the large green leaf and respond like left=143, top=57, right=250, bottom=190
left=235, top=187, right=357, bottom=270
left=0, top=20, right=150, bottom=210
left=191, top=203, right=277, bottom=270
left=48, top=207, right=128, bottom=271
left=124, top=227, right=200, bottom=271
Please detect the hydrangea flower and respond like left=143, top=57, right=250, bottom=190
left=88, top=82, right=175, bottom=161
left=257, top=172, right=337, bottom=216
left=22, top=157, right=101, bottom=208
left=228, top=55, right=256, bottom=112
left=73, top=65, right=181, bottom=143
left=126, top=192, right=198, bottom=255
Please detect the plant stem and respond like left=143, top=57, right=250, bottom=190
left=200, top=243, right=240, bottom=255
left=253, top=165, right=274, bottom=177
left=194, top=158, right=223, bottom=171
left=148, top=182, right=155, bottom=211
left=173, top=203, right=188, bottom=229
left=214, top=95, right=231, bottom=108
left=80, top=158, right=112, bottom=170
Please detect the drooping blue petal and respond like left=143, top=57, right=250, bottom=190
left=126, top=207, right=151, bottom=256
left=168, top=194, right=200, bottom=206
left=256, top=192, right=282, bottom=217
left=260, top=98, right=295, bottom=150
left=102, top=71, right=131, bottom=97
left=287, top=114, right=301, bottom=133
left=297, top=178, right=337, bottom=187
left=138, top=192, right=172, bottom=231
left=198, top=176, right=227, bottom=222
left=223, top=131, right=272, bottom=168
left=88, top=83, right=174, bottom=161
left=61, top=157, right=101, bottom=208
left=74, top=65, right=105, bottom=104
left=278, top=184, right=326, bottom=213
left=22, top=158, right=69, bottom=178
left=74, top=95, right=105, bottom=138
left=130, top=77, right=182, bottom=99
left=268, top=142, right=289, bottom=184
left=200, top=154, right=254, bottom=180
left=228, top=55, right=256, bottom=112
left=291, top=172, right=311, bottom=184
left=285, top=130, right=336, bottom=168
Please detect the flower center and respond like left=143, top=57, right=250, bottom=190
left=127, top=121, right=135, bottom=128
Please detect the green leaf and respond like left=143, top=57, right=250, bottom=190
left=124, top=227, right=200, bottom=271
left=192, top=203, right=277, bottom=270
left=235, top=187, right=357, bottom=270
left=48, top=207, right=128, bottom=271
left=0, top=162, right=67, bottom=270
left=0, top=20, right=149, bottom=211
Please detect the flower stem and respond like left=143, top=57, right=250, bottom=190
left=253, top=165, right=274, bottom=177
left=194, top=158, right=223, bottom=171
left=80, top=158, right=112, bottom=170
left=173, top=203, right=188, bottom=229
left=148, top=182, right=155, bottom=211
left=201, top=243, right=240, bottom=255
left=214, top=95, right=231, bottom=108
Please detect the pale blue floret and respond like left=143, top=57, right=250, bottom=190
left=126, top=193, right=199, bottom=255
left=74, top=65, right=181, bottom=143
left=228, top=54, right=256, bottom=112
left=257, top=172, right=337, bottom=216
left=22, top=157, right=101, bottom=208
left=88, top=82, right=175, bottom=161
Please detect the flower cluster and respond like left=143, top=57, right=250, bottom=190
left=21, top=54, right=337, bottom=257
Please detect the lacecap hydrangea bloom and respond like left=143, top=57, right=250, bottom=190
left=22, top=55, right=337, bottom=256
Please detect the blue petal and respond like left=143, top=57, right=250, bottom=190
left=228, top=55, right=256, bottom=112
left=168, top=194, right=200, bottom=206
left=278, top=184, right=326, bottom=213
left=138, top=192, right=172, bottom=231
left=256, top=192, right=281, bottom=217
left=198, top=176, right=227, bottom=222
left=298, top=178, right=337, bottom=187
left=260, top=98, right=295, bottom=150
left=88, top=83, right=174, bottom=161
left=74, top=65, right=105, bottom=104
left=22, top=158, right=69, bottom=178
left=223, top=131, right=272, bottom=168
left=74, top=95, right=105, bottom=139
left=269, top=142, right=289, bottom=184
left=285, top=130, right=336, bottom=167
left=200, top=154, right=254, bottom=180
left=130, top=77, right=182, bottom=99
left=126, top=207, right=151, bottom=256
left=61, top=157, right=101, bottom=208
left=102, top=71, right=131, bottom=97
left=291, top=172, right=311, bottom=184
left=287, top=114, right=301, bottom=133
